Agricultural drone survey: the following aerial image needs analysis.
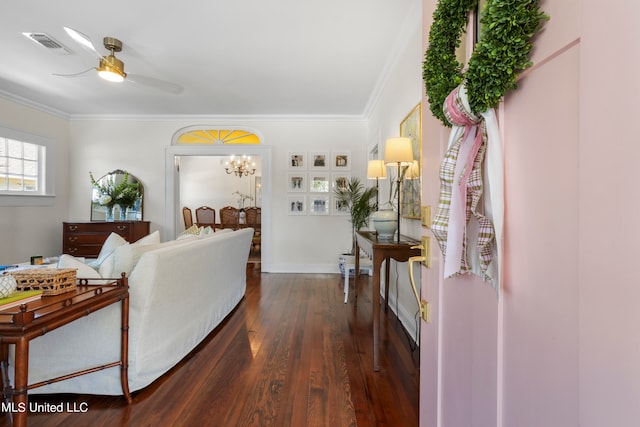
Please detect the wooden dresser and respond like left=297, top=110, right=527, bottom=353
left=63, top=221, right=151, bottom=258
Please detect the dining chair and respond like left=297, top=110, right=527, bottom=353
left=244, top=207, right=261, bottom=226
left=182, top=207, right=194, bottom=229
left=244, top=207, right=261, bottom=252
left=220, top=206, right=239, bottom=230
left=195, top=206, right=216, bottom=229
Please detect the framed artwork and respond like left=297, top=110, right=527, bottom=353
left=287, top=173, right=306, bottom=192
left=369, top=144, right=380, bottom=160
left=332, top=196, right=349, bottom=215
left=309, top=174, right=330, bottom=192
left=400, top=103, right=422, bottom=219
left=288, top=152, right=306, bottom=169
left=287, top=195, right=306, bottom=215
left=331, top=151, right=351, bottom=170
left=331, top=173, right=350, bottom=191
left=309, top=195, right=330, bottom=215
left=310, top=151, right=329, bottom=170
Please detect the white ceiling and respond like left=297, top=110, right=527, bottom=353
left=0, top=0, right=418, bottom=117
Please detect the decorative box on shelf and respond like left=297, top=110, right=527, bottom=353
left=10, top=268, right=77, bottom=296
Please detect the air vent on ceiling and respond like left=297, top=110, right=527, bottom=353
left=22, top=32, right=73, bottom=55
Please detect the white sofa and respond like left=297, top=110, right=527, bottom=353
left=12, top=227, right=253, bottom=396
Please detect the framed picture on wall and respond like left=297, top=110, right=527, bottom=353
left=331, top=151, right=351, bottom=170
left=332, top=195, right=349, bottom=215
left=309, top=174, right=330, bottom=192
left=287, top=173, right=306, bottom=192
left=400, top=103, right=422, bottom=219
left=288, top=152, right=306, bottom=170
left=331, top=173, right=350, bottom=191
left=287, top=195, right=306, bottom=215
left=309, top=151, right=329, bottom=170
left=309, top=195, right=330, bottom=215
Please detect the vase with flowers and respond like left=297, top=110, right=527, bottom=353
left=232, top=191, right=254, bottom=224
left=90, top=171, right=140, bottom=222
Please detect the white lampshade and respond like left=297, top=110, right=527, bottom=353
left=367, top=160, right=387, bottom=179
left=384, top=137, right=413, bottom=166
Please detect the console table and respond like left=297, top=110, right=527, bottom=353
left=63, top=221, right=150, bottom=258
left=355, top=231, right=421, bottom=372
left=0, top=277, right=131, bottom=427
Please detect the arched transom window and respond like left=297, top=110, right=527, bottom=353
left=174, top=128, right=261, bottom=145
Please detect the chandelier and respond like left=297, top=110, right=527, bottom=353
left=225, top=155, right=256, bottom=178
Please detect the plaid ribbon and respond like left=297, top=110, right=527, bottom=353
left=432, top=85, right=496, bottom=282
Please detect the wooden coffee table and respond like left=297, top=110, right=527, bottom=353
left=0, top=276, right=131, bottom=427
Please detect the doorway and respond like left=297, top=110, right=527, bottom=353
left=164, top=145, right=272, bottom=271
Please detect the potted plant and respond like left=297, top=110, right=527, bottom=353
left=333, top=177, right=378, bottom=257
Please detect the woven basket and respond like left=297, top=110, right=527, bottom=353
left=11, top=268, right=77, bottom=296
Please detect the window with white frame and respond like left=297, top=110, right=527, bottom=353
left=0, top=126, right=55, bottom=205
left=0, top=138, right=42, bottom=192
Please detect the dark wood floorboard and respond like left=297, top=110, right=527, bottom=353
left=1, top=266, right=419, bottom=426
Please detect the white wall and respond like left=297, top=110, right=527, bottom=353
left=366, top=10, right=424, bottom=340
left=179, top=155, right=262, bottom=231
left=66, top=117, right=368, bottom=273
left=0, top=99, right=70, bottom=263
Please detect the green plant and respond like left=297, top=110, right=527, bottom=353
left=423, top=0, right=548, bottom=126
left=90, top=171, right=130, bottom=208
left=118, top=182, right=140, bottom=210
left=333, top=177, right=377, bottom=255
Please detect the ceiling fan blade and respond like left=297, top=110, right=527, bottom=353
left=127, top=74, right=184, bottom=94
left=53, top=67, right=95, bottom=78
left=63, top=27, right=102, bottom=59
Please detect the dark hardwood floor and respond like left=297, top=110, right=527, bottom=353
left=1, top=266, right=419, bottom=426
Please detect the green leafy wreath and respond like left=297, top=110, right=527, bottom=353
left=423, top=0, right=548, bottom=127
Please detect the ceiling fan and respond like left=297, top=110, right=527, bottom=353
left=55, top=27, right=183, bottom=94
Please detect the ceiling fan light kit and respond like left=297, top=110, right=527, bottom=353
left=98, top=56, right=126, bottom=82
left=97, top=37, right=126, bottom=82
left=57, top=27, right=183, bottom=93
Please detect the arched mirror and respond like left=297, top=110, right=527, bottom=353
left=90, top=170, right=143, bottom=221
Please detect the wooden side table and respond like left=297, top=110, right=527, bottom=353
left=0, top=277, right=131, bottom=427
left=355, top=231, right=421, bottom=372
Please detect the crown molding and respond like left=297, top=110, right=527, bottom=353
left=0, top=89, right=370, bottom=122
left=0, top=89, right=69, bottom=120
left=67, top=113, right=369, bottom=122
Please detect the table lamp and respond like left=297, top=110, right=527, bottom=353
left=367, top=159, right=387, bottom=210
left=384, top=137, right=413, bottom=243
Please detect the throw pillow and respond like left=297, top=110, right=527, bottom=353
left=199, top=226, right=214, bottom=237
left=98, top=248, right=118, bottom=278
left=86, top=232, right=127, bottom=269
left=134, top=230, right=160, bottom=245
left=57, top=254, right=103, bottom=280
left=182, top=225, right=200, bottom=236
